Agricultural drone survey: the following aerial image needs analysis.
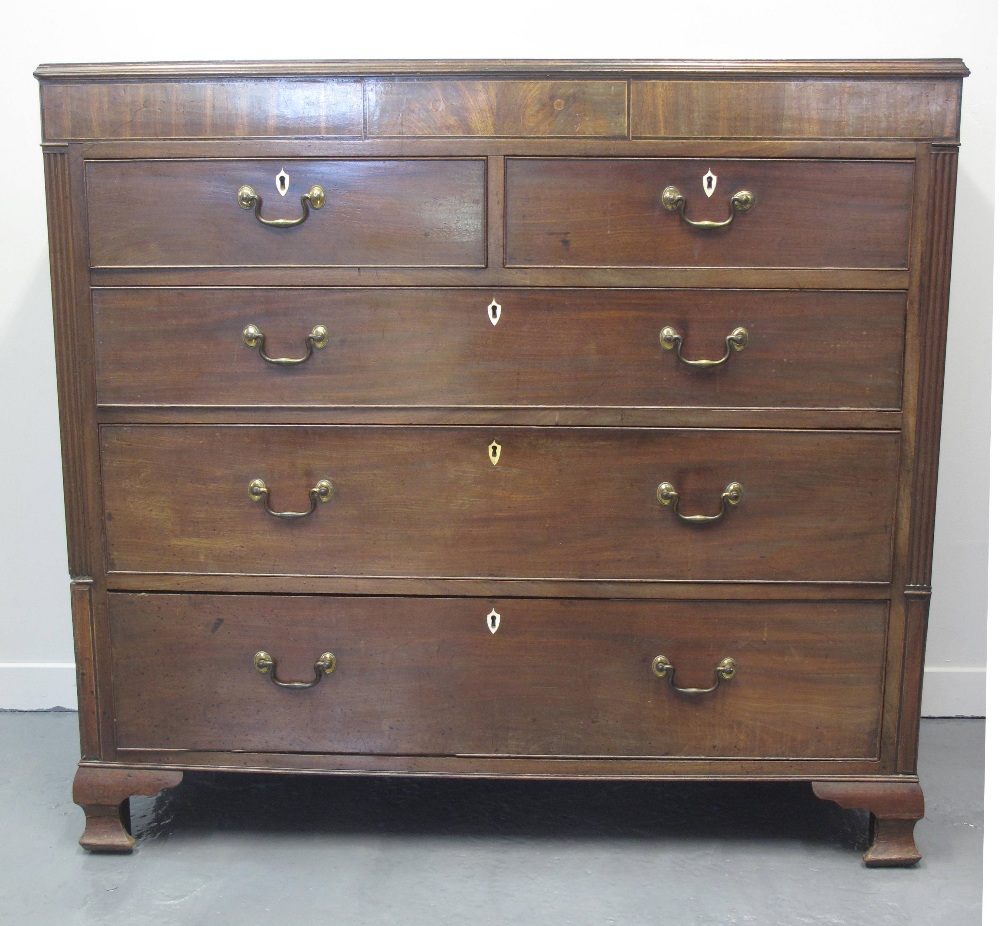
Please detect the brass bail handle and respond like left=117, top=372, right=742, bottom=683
left=237, top=184, right=326, bottom=228
left=660, top=325, right=748, bottom=368
left=657, top=481, right=743, bottom=523
left=253, top=651, right=336, bottom=690
left=652, top=655, right=737, bottom=695
left=243, top=324, right=329, bottom=366
left=661, top=185, right=755, bottom=229
left=248, top=478, right=333, bottom=519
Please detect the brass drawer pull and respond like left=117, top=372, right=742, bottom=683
left=659, top=325, right=748, bottom=368
left=237, top=184, right=326, bottom=228
left=248, top=478, right=333, bottom=519
left=652, top=655, right=737, bottom=694
left=661, top=185, right=755, bottom=229
left=254, top=651, right=336, bottom=689
left=657, top=481, right=743, bottom=523
left=243, top=324, right=329, bottom=366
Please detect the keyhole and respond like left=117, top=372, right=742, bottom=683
left=488, top=299, right=501, bottom=327
left=702, top=169, right=717, bottom=199
left=487, top=608, right=501, bottom=634
left=276, top=168, right=290, bottom=197
left=490, top=614, right=498, bottom=630
left=488, top=441, right=501, bottom=465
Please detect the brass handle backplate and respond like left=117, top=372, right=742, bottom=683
left=253, top=651, right=336, bottom=689
left=243, top=324, right=329, bottom=366
left=661, top=185, right=755, bottom=229
left=248, top=478, right=333, bottom=519
left=657, top=481, right=743, bottom=523
left=652, top=655, right=737, bottom=694
left=237, top=184, right=326, bottom=228
left=660, top=325, right=748, bottom=368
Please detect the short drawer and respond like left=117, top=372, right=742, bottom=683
left=505, top=158, right=913, bottom=268
left=101, top=426, right=899, bottom=582
left=85, top=159, right=486, bottom=268
left=93, top=288, right=906, bottom=411
left=109, top=594, right=888, bottom=759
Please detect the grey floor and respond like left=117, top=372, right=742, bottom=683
left=0, top=714, right=983, bottom=925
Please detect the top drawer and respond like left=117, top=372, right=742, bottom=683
left=505, top=158, right=913, bottom=269
left=85, top=159, right=486, bottom=269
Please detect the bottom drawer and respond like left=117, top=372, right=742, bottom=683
left=109, top=594, right=887, bottom=760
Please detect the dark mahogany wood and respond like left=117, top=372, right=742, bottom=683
left=37, top=60, right=965, bottom=863
left=72, top=765, right=183, bottom=852
left=366, top=79, right=627, bottom=137
left=99, top=425, right=900, bottom=582
left=505, top=158, right=914, bottom=269
left=812, top=780, right=925, bottom=867
left=631, top=79, right=963, bottom=141
left=43, top=150, right=94, bottom=578
left=86, top=159, right=486, bottom=269
left=109, top=594, right=888, bottom=759
left=36, top=60, right=968, bottom=145
left=40, top=79, right=364, bottom=141
left=92, top=288, right=906, bottom=411
left=906, top=147, right=960, bottom=590
left=70, top=581, right=100, bottom=759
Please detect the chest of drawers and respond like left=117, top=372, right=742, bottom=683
left=36, top=59, right=967, bottom=865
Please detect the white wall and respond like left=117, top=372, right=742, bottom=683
left=0, top=0, right=993, bottom=713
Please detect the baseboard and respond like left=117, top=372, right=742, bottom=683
left=921, top=666, right=987, bottom=717
left=0, top=664, right=77, bottom=710
left=0, top=663, right=987, bottom=715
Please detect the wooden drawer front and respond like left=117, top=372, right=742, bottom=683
left=505, top=158, right=913, bottom=269
left=366, top=79, right=628, bottom=137
left=94, top=288, right=906, bottom=410
left=110, top=594, right=887, bottom=759
left=42, top=79, right=365, bottom=141
left=86, top=159, right=486, bottom=268
left=101, top=426, right=899, bottom=582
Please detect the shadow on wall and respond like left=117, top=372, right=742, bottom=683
left=0, top=257, right=73, bottom=662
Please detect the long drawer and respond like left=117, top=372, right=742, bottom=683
left=100, top=426, right=899, bottom=582
left=505, top=158, right=913, bottom=268
left=109, top=594, right=888, bottom=759
left=93, top=288, right=906, bottom=410
left=85, top=159, right=487, bottom=268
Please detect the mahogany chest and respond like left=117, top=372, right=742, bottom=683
left=36, top=59, right=967, bottom=865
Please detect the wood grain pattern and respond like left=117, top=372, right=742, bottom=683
left=92, top=288, right=907, bottom=411
left=73, top=765, right=183, bottom=852
left=70, top=581, right=100, bottom=760
left=100, top=425, right=900, bottom=582
left=86, top=159, right=486, bottom=268
left=43, top=150, right=92, bottom=577
left=631, top=79, right=962, bottom=141
left=906, top=147, right=960, bottom=588
left=95, top=406, right=903, bottom=432
left=505, top=158, right=913, bottom=269
left=367, top=80, right=627, bottom=137
left=41, top=80, right=363, bottom=141
left=36, top=60, right=971, bottom=81
left=89, top=265, right=911, bottom=291
left=36, top=60, right=965, bottom=862
left=110, top=752, right=886, bottom=778
left=103, top=574, right=893, bottom=599
left=897, top=594, right=931, bottom=772
left=812, top=779, right=924, bottom=866
left=109, top=594, right=888, bottom=759
left=79, top=136, right=922, bottom=161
